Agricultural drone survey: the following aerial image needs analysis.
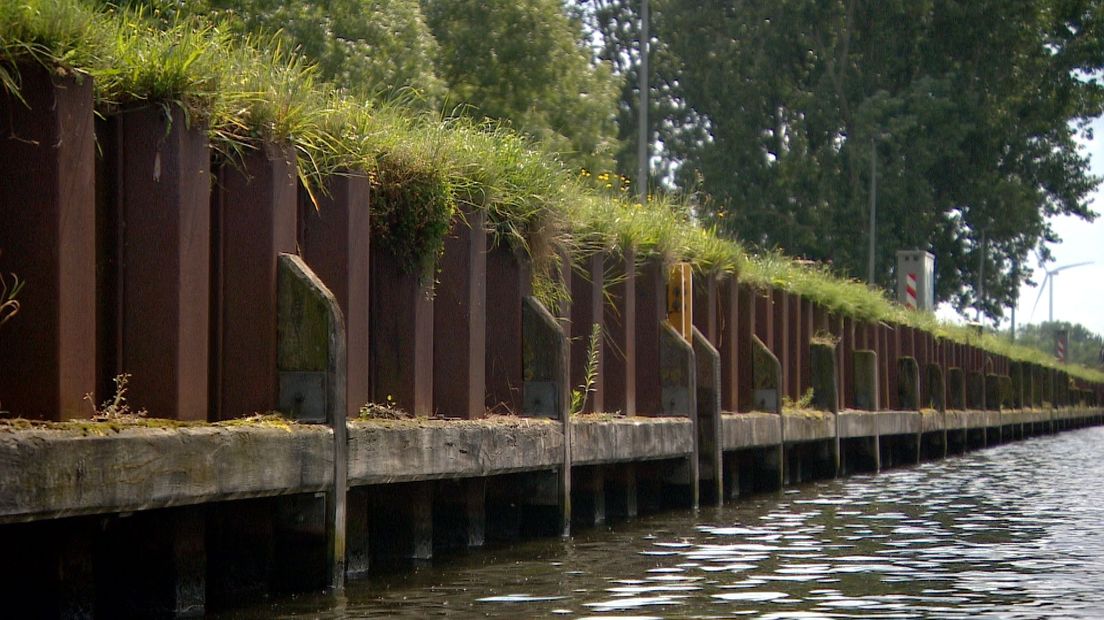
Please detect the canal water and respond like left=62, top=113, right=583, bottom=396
left=231, top=427, right=1104, bottom=618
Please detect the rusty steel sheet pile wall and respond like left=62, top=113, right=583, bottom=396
left=634, top=258, right=668, bottom=416
left=485, top=245, right=533, bottom=414
left=570, top=254, right=605, bottom=413
left=113, top=106, right=211, bottom=421
left=298, top=175, right=372, bottom=421
left=603, top=249, right=636, bottom=416
left=432, top=208, right=487, bottom=419
left=211, top=145, right=298, bottom=421
left=0, top=64, right=96, bottom=420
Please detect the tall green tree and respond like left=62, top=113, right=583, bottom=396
left=581, top=0, right=1104, bottom=320
left=422, top=0, right=623, bottom=172
left=139, top=0, right=447, bottom=104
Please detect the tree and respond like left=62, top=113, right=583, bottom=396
left=1006, top=321, right=1104, bottom=368
left=422, top=0, right=623, bottom=172
left=142, top=0, right=447, bottom=104
left=580, top=0, right=1104, bottom=320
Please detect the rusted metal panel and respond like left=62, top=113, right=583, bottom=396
left=736, top=283, right=756, bottom=413
left=717, top=277, right=739, bottom=411
left=771, top=290, right=788, bottom=401
left=842, top=317, right=856, bottom=409
left=569, top=253, right=604, bottom=413
left=299, top=174, right=372, bottom=421
left=432, top=209, right=487, bottom=419
left=692, top=273, right=719, bottom=347
left=887, top=324, right=900, bottom=410
left=603, top=249, right=636, bottom=416
left=799, top=298, right=813, bottom=397
left=0, top=64, right=96, bottom=420
left=212, top=144, right=298, bottom=420
left=370, top=245, right=433, bottom=416
left=634, top=257, right=666, bottom=416
left=111, top=106, right=210, bottom=421
left=485, top=244, right=531, bottom=414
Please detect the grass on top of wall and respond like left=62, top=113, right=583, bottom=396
left=1, top=0, right=1101, bottom=386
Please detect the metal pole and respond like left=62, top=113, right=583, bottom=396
left=867, top=137, right=876, bottom=284
left=637, top=0, right=649, bottom=203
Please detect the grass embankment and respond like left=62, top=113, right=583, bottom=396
left=1, top=0, right=1101, bottom=386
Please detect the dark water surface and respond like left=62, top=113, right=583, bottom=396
left=233, top=427, right=1104, bottom=618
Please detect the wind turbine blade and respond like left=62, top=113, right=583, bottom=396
left=1028, top=272, right=1050, bottom=323
left=1051, top=261, right=1094, bottom=274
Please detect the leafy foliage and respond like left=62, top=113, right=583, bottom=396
left=1004, top=322, right=1104, bottom=369
left=578, top=0, right=1104, bottom=321
left=423, top=0, right=622, bottom=173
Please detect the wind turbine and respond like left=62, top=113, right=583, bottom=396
left=1030, top=261, right=1094, bottom=323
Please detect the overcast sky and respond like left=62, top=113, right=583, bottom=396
left=937, top=115, right=1104, bottom=337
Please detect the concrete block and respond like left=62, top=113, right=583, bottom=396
left=809, top=341, right=838, bottom=413
left=896, top=357, right=920, bottom=411
left=0, top=63, right=95, bottom=420
left=570, top=416, right=694, bottom=464
left=853, top=350, right=878, bottom=411
left=720, top=412, right=782, bottom=449
left=752, top=335, right=782, bottom=413
left=432, top=207, right=487, bottom=419
left=926, top=364, right=945, bottom=412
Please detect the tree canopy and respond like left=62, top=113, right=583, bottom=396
left=580, top=0, right=1104, bottom=321
left=1006, top=321, right=1104, bottom=368
left=421, top=0, right=621, bottom=172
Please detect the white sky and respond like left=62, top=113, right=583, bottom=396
left=936, top=115, right=1104, bottom=337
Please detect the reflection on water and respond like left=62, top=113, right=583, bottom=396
left=236, top=427, right=1104, bottom=618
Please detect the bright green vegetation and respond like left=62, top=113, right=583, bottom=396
left=1, top=0, right=1102, bottom=385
